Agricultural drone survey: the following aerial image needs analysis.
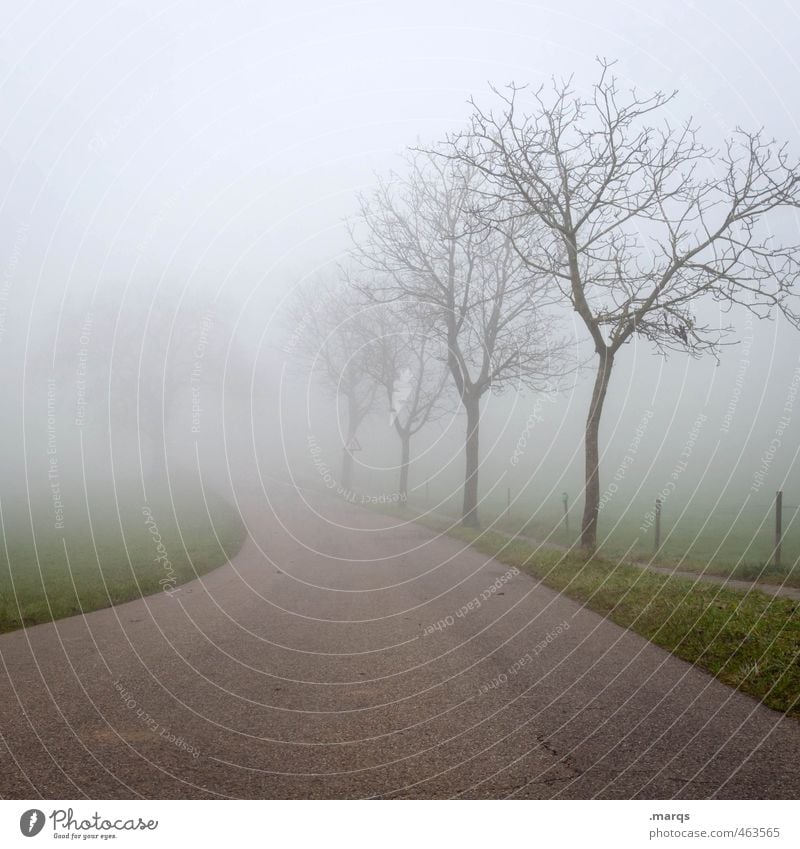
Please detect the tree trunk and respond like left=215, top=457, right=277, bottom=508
left=341, top=445, right=354, bottom=493
left=581, top=348, right=615, bottom=551
left=462, top=394, right=481, bottom=527
left=398, top=431, right=411, bottom=503
left=341, top=390, right=359, bottom=494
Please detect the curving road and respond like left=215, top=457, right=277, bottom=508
left=1, top=486, right=798, bottom=799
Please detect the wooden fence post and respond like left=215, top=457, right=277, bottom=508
left=775, top=490, right=783, bottom=569
left=654, top=498, right=662, bottom=553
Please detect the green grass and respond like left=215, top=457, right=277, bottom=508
left=398, top=510, right=800, bottom=717
left=0, top=486, right=247, bottom=633
left=467, top=503, right=800, bottom=588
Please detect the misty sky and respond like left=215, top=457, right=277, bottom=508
left=2, top=0, right=800, bottom=529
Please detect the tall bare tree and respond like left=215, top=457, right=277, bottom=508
left=442, top=61, right=800, bottom=549
left=362, top=301, right=452, bottom=501
left=352, top=150, right=566, bottom=526
left=286, top=277, right=378, bottom=491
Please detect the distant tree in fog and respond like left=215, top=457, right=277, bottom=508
left=286, top=277, right=378, bottom=492
left=54, top=291, right=224, bottom=484
left=441, top=60, right=800, bottom=549
left=351, top=150, right=569, bottom=527
left=361, top=300, right=453, bottom=501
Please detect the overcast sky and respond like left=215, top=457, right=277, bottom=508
left=2, top=0, right=800, bottom=524
left=3, top=1, right=799, bottom=295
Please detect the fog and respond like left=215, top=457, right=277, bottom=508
left=2, top=0, right=800, bottom=549
left=5, top=0, right=800, bottom=812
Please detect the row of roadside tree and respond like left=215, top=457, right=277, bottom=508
left=289, top=61, right=800, bottom=551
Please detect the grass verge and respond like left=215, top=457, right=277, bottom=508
left=406, top=512, right=800, bottom=717
left=0, top=487, right=247, bottom=634
left=484, top=509, right=800, bottom=588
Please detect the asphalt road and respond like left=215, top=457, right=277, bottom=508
left=1, top=486, right=799, bottom=799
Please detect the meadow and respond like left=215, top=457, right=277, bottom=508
left=0, top=482, right=248, bottom=633
left=426, top=494, right=800, bottom=589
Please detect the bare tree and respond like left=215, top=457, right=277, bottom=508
left=362, top=301, right=452, bottom=501
left=442, top=61, right=800, bottom=549
left=352, top=150, right=566, bottom=526
left=286, top=277, right=378, bottom=491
